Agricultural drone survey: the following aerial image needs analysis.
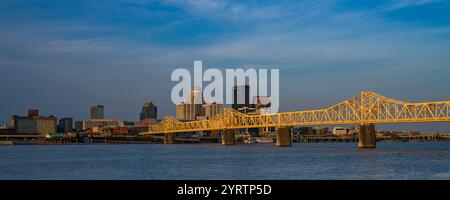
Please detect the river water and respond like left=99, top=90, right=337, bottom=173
left=0, top=142, right=449, bottom=180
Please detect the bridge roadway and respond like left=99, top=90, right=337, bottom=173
left=140, top=91, right=450, bottom=148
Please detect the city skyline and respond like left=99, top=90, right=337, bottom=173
left=1, top=0, right=450, bottom=132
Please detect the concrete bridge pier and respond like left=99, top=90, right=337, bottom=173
left=276, top=127, right=292, bottom=147
left=221, top=129, right=236, bottom=145
left=207, top=130, right=220, bottom=137
left=164, top=133, right=175, bottom=144
left=358, top=124, right=376, bottom=148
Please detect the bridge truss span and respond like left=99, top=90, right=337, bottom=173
left=145, top=92, right=450, bottom=134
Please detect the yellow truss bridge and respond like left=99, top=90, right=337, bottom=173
left=144, top=92, right=450, bottom=134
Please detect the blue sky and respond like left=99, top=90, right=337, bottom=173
left=1, top=0, right=450, bottom=132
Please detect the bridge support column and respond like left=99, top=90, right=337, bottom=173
left=209, top=130, right=219, bottom=137
left=276, top=127, right=292, bottom=147
left=358, top=124, right=376, bottom=148
left=221, top=129, right=235, bottom=145
left=164, top=133, right=175, bottom=144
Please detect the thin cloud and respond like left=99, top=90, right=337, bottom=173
left=383, top=0, right=440, bottom=11
left=161, top=0, right=332, bottom=23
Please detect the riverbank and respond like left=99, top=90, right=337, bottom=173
left=1, top=134, right=450, bottom=145
left=2, top=138, right=450, bottom=145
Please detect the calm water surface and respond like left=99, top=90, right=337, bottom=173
left=1, top=142, right=449, bottom=180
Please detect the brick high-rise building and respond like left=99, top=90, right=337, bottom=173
left=28, top=109, right=39, bottom=117
left=11, top=109, right=57, bottom=134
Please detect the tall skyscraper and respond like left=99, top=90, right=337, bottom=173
left=58, top=117, right=73, bottom=133
left=140, top=102, right=157, bottom=120
left=175, top=86, right=204, bottom=121
left=190, top=86, right=204, bottom=118
left=232, top=85, right=255, bottom=113
left=90, top=105, right=104, bottom=119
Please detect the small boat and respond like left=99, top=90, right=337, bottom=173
left=0, top=141, right=14, bottom=145
left=244, top=137, right=256, bottom=144
left=255, top=137, right=274, bottom=144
